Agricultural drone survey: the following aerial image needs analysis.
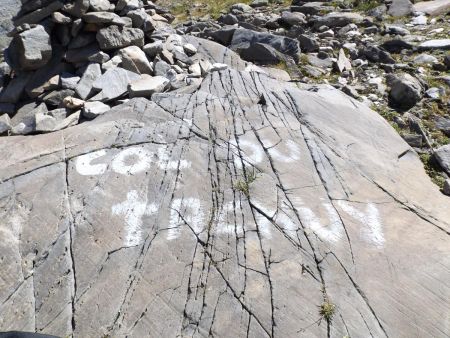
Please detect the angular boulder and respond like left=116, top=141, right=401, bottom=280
left=96, top=25, right=144, bottom=50
left=388, top=0, right=414, bottom=16
left=14, top=25, right=52, bottom=71
left=435, top=144, right=450, bottom=175
left=230, top=28, right=301, bottom=62
left=388, top=73, right=423, bottom=109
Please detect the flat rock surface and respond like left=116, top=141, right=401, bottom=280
left=414, top=0, right=450, bottom=15
left=0, top=69, right=449, bottom=337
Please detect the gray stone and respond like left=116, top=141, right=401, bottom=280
left=389, top=73, right=423, bottom=109
left=143, top=41, right=164, bottom=57
left=10, top=102, right=47, bottom=135
left=414, top=0, right=450, bottom=16
left=367, top=4, right=387, bottom=17
left=15, top=25, right=52, bottom=71
left=419, top=39, right=450, bottom=51
left=413, top=54, right=438, bottom=64
left=388, top=0, right=414, bottom=16
left=435, top=116, right=450, bottom=136
left=62, top=0, right=89, bottom=17
left=75, top=63, right=102, bottom=100
left=91, top=67, right=140, bottom=101
left=230, top=3, right=253, bottom=12
left=82, top=11, right=125, bottom=25
left=183, top=43, right=197, bottom=56
left=118, top=46, right=153, bottom=75
left=54, top=110, right=80, bottom=131
left=68, top=33, right=96, bottom=50
left=292, top=2, right=334, bottom=15
left=0, top=73, right=32, bottom=104
left=35, top=112, right=58, bottom=132
left=0, top=0, right=20, bottom=51
left=402, top=133, right=423, bottom=147
left=298, top=34, right=319, bottom=53
left=280, top=11, right=307, bottom=26
left=385, top=25, right=410, bottom=36
left=435, top=144, right=450, bottom=175
left=381, top=39, right=414, bottom=53
left=361, top=45, right=396, bottom=64
left=239, top=43, right=283, bottom=65
left=116, top=0, right=141, bottom=12
left=83, top=101, right=110, bottom=119
left=444, top=55, right=450, bottom=69
left=65, top=43, right=102, bottom=63
left=0, top=114, right=11, bottom=133
left=425, top=87, right=441, bottom=99
left=128, top=75, right=169, bottom=98
left=96, top=25, right=144, bottom=50
left=411, top=15, right=427, bottom=25
left=102, top=55, right=122, bottom=72
left=314, top=12, right=364, bottom=28
left=43, top=89, right=75, bottom=107
left=90, top=0, right=113, bottom=11
left=87, top=51, right=110, bottom=63
left=443, top=179, right=450, bottom=195
left=0, top=69, right=450, bottom=338
left=52, top=11, right=72, bottom=24
left=127, top=9, right=155, bottom=31
left=250, top=0, right=269, bottom=7
left=334, top=48, right=352, bottom=73
left=14, top=1, right=64, bottom=26
left=231, top=28, right=301, bottom=63
left=154, top=61, right=171, bottom=77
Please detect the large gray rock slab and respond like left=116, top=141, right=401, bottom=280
left=0, top=69, right=449, bottom=337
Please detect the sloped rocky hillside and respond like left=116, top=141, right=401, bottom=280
left=0, top=0, right=449, bottom=337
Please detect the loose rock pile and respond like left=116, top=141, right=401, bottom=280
left=0, top=0, right=231, bottom=135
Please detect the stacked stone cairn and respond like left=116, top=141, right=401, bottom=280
left=0, top=0, right=229, bottom=135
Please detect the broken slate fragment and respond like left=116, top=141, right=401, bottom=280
left=90, top=67, right=140, bottom=101
left=128, top=75, right=169, bottom=98
left=75, top=63, right=102, bottom=100
left=83, top=101, right=110, bottom=119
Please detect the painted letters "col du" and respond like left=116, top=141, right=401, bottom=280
left=75, top=145, right=191, bottom=176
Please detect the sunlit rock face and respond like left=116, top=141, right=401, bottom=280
left=0, top=0, right=20, bottom=51
left=1, top=68, right=449, bottom=337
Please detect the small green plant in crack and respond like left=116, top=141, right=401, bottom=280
left=419, top=153, right=446, bottom=189
left=319, top=300, right=336, bottom=322
left=234, top=169, right=258, bottom=197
